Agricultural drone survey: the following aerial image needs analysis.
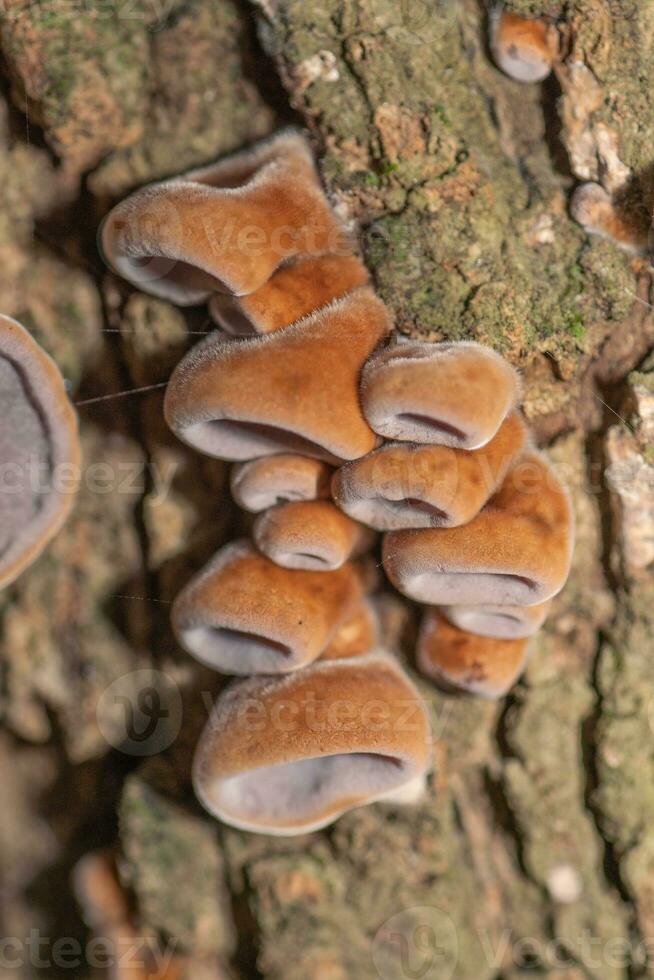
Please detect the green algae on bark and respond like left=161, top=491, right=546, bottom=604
left=256, top=0, right=638, bottom=366
left=121, top=774, right=235, bottom=959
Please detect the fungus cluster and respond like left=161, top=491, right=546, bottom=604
left=102, top=130, right=574, bottom=835
left=0, top=314, right=80, bottom=589
left=350, top=340, right=572, bottom=697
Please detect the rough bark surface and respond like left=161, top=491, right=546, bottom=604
left=1, top=2, right=653, bottom=979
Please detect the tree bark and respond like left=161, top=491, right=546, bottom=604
left=1, top=2, right=653, bottom=979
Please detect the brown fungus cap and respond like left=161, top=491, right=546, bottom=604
left=441, top=599, right=551, bottom=640
left=361, top=341, right=520, bottom=449
left=230, top=454, right=332, bottom=513
left=208, top=253, right=369, bottom=335
left=0, top=315, right=80, bottom=590
left=383, top=452, right=574, bottom=606
left=333, top=412, right=527, bottom=531
left=165, top=287, right=391, bottom=463
left=100, top=129, right=348, bottom=304
left=172, top=539, right=365, bottom=674
left=253, top=499, right=374, bottom=571
left=321, top=599, right=379, bottom=660
left=192, top=651, right=432, bottom=835
left=417, top=610, right=530, bottom=699
left=570, top=182, right=649, bottom=256
left=490, top=9, right=558, bottom=83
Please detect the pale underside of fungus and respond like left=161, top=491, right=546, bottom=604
left=383, top=452, right=573, bottom=606
left=332, top=411, right=528, bottom=531
left=230, top=453, right=332, bottom=512
left=0, top=314, right=80, bottom=590
left=360, top=340, right=520, bottom=449
left=441, top=599, right=551, bottom=640
left=193, top=651, right=432, bottom=835
left=252, top=498, right=373, bottom=571
left=490, top=8, right=559, bottom=84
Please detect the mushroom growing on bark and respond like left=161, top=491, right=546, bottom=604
left=253, top=499, right=373, bottom=571
left=193, top=651, right=432, bottom=835
left=230, top=454, right=332, bottom=513
left=100, top=129, right=348, bottom=304
left=441, top=599, right=551, bottom=640
left=383, top=452, right=573, bottom=606
left=417, top=609, right=530, bottom=699
left=98, top=125, right=578, bottom=849
left=332, top=412, right=527, bottom=530
left=172, top=539, right=365, bottom=674
left=165, top=287, right=391, bottom=462
left=361, top=340, right=520, bottom=449
left=209, top=253, right=369, bottom=335
left=490, top=8, right=559, bottom=83
left=321, top=599, right=379, bottom=660
left=0, top=315, right=80, bottom=590
left=570, top=181, right=649, bottom=256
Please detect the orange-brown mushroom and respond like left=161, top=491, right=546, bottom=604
left=165, top=287, right=391, bottom=462
left=383, top=452, right=573, bottom=606
left=208, top=253, right=369, bottom=334
left=332, top=412, right=527, bottom=530
left=0, top=315, right=80, bottom=590
left=490, top=9, right=558, bottom=83
left=100, top=129, right=348, bottom=304
left=570, top=182, right=649, bottom=256
left=253, top=499, right=374, bottom=571
left=172, top=539, right=365, bottom=674
left=230, top=454, right=332, bottom=513
left=321, top=599, right=379, bottom=660
left=441, top=599, right=551, bottom=640
left=193, top=651, right=432, bottom=834
left=417, top=609, right=530, bottom=699
left=361, top=341, right=520, bottom=449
